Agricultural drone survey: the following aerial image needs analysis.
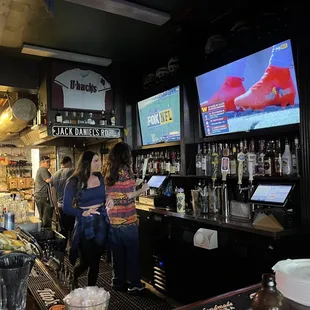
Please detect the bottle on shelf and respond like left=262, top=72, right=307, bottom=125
left=109, top=110, right=116, bottom=126
left=78, top=112, right=85, bottom=125
left=292, top=136, right=300, bottom=176
left=274, top=140, right=283, bottom=176
left=99, top=110, right=108, bottom=126
left=55, top=109, right=63, bottom=124
left=63, top=111, right=70, bottom=124
left=196, top=144, right=203, bottom=176
left=87, top=112, right=95, bottom=125
left=252, top=273, right=286, bottom=310
left=282, top=138, right=292, bottom=175
left=71, top=111, right=77, bottom=125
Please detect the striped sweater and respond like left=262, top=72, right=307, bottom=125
left=105, top=167, right=137, bottom=227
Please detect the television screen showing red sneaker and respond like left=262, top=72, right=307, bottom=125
left=196, top=39, right=299, bottom=137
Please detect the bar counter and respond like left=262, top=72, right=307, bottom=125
left=136, top=203, right=298, bottom=238
left=176, top=284, right=260, bottom=310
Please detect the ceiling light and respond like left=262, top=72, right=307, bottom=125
left=21, top=44, right=112, bottom=67
left=65, top=0, right=170, bottom=26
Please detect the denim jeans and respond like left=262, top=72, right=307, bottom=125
left=110, top=224, right=141, bottom=287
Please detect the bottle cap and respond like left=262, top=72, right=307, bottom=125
left=262, top=273, right=276, bottom=287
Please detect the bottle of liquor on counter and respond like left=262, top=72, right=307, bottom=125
left=282, top=138, right=292, bottom=175
left=55, top=109, right=62, bottom=124
left=109, top=110, right=116, bottom=126
left=99, top=110, right=108, bottom=126
left=252, top=273, right=286, bottom=310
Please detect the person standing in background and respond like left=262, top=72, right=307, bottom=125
left=50, top=156, right=75, bottom=240
left=104, top=142, right=149, bottom=294
left=34, top=156, right=52, bottom=229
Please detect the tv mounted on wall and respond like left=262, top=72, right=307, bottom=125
left=195, top=39, right=300, bottom=137
left=137, top=86, right=181, bottom=146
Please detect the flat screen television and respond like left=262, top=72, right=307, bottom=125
left=138, top=86, right=181, bottom=145
left=195, top=39, right=300, bottom=137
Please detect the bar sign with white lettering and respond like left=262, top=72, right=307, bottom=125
left=52, top=126, right=121, bottom=138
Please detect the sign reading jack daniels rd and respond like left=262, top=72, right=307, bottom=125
left=52, top=125, right=121, bottom=139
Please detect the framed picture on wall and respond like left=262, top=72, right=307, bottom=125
left=50, top=60, right=113, bottom=111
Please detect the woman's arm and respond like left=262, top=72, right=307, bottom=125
left=126, top=183, right=149, bottom=199
left=63, top=180, right=83, bottom=217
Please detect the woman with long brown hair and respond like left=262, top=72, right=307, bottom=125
left=104, top=142, right=149, bottom=294
left=63, top=150, right=111, bottom=287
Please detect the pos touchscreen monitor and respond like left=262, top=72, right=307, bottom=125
left=249, top=184, right=294, bottom=207
left=147, top=175, right=167, bottom=189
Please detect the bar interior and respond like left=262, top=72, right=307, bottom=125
left=0, top=1, right=309, bottom=309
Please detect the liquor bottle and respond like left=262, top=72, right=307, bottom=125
left=252, top=274, right=286, bottom=310
left=55, top=109, right=62, bottom=123
left=217, top=143, right=223, bottom=178
left=71, top=111, right=77, bottom=125
left=257, top=140, right=265, bottom=176
left=109, top=110, right=116, bottom=126
left=195, top=144, right=202, bottom=176
left=282, top=138, right=292, bottom=175
left=174, top=152, right=180, bottom=175
left=292, top=136, right=300, bottom=176
left=211, top=144, right=219, bottom=181
left=201, top=143, right=207, bottom=176
left=63, top=111, right=70, bottom=124
left=99, top=110, right=107, bottom=126
left=87, top=112, right=95, bottom=125
left=264, top=141, right=274, bottom=176
left=78, top=112, right=85, bottom=125
left=206, top=143, right=212, bottom=177
left=274, top=140, right=283, bottom=176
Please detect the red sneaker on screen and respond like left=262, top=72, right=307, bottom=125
left=203, top=76, right=246, bottom=112
left=234, top=65, right=296, bottom=110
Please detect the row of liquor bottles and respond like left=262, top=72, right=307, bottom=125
left=195, top=137, right=300, bottom=178
left=54, top=109, right=116, bottom=126
left=135, top=150, right=181, bottom=176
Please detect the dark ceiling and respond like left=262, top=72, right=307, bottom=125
left=0, top=0, right=296, bottom=66
left=0, top=0, right=192, bottom=64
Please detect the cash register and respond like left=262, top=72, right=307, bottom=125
left=249, top=183, right=297, bottom=229
left=138, top=175, right=173, bottom=208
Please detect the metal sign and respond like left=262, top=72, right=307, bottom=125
left=52, top=125, right=121, bottom=138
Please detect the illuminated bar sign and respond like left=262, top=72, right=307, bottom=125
left=52, top=125, right=121, bottom=138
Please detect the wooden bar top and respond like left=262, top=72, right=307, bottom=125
left=175, top=284, right=260, bottom=310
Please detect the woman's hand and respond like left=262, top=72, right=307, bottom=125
left=141, top=183, right=149, bottom=192
left=106, top=197, right=114, bottom=210
left=82, top=208, right=100, bottom=217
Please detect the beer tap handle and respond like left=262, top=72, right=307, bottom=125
left=221, top=157, right=229, bottom=182
left=237, top=152, right=245, bottom=187
left=248, top=160, right=254, bottom=184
